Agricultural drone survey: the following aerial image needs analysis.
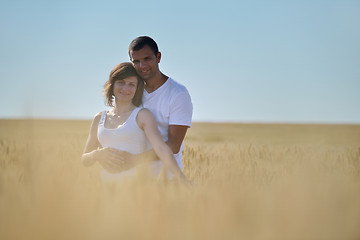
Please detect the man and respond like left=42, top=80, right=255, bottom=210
left=117, top=36, right=193, bottom=175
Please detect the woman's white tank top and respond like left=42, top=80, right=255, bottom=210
left=98, top=107, right=149, bottom=154
left=97, top=107, right=160, bottom=181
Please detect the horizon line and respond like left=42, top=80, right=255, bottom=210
left=0, top=117, right=359, bottom=126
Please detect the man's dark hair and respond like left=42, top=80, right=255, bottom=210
left=128, top=36, right=159, bottom=56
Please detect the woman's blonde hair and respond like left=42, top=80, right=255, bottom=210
left=103, top=62, right=144, bottom=107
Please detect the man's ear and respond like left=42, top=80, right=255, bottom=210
left=156, top=52, right=161, bottom=63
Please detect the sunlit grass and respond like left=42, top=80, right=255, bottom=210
left=1, top=120, right=359, bottom=240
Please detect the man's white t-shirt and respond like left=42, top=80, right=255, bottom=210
left=142, top=77, right=193, bottom=170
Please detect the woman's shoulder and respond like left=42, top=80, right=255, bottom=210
left=137, top=107, right=153, bottom=116
left=136, top=108, right=155, bottom=124
left=91, top=111, right=106, bottom=125
left=136, top=108, right=158, bottom=131
left=94, top=111, right=105, bottom=119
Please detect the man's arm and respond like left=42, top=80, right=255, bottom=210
left=166, top=125, right=189, bottom=154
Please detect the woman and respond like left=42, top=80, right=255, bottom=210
left=81, top=62, right=188, bottom=182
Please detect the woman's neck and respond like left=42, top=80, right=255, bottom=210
left=113, top=101, right=136, bottom=115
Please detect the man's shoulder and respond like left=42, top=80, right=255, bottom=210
left=167, top=78, right=190, bottom=94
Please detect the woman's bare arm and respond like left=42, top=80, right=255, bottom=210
left=137, top=108, right=188, bottom=182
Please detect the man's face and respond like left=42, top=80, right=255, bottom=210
left=130, top=45, right=161, bottom=81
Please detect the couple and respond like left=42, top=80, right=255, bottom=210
left=81, top=36, right=193, bottom=183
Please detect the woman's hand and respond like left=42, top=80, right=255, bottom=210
left=95, top=148, right=136, bottom=173
left=94, top=147, right=124, bottom=173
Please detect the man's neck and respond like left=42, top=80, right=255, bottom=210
left=144, top=72, right=168, bottom=93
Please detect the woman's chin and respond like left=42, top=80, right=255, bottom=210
left=115, top=97, right=133, bottom=104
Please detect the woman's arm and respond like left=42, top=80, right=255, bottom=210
left=81, top=113, right=125, bottom=172
left=81, top=113, right=102, bottom=166
left=137, top=108, right=189, bottom=182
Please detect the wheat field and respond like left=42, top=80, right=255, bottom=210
left=0, top=119, right=359, bottom=240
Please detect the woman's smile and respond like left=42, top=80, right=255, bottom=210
left=113, top=76, right=138, bottom=101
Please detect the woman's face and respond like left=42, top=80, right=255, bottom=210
left=112, top=76, right=138, bottom=103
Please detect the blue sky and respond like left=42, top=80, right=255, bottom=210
left=1, top=0, right=359, bottom=123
